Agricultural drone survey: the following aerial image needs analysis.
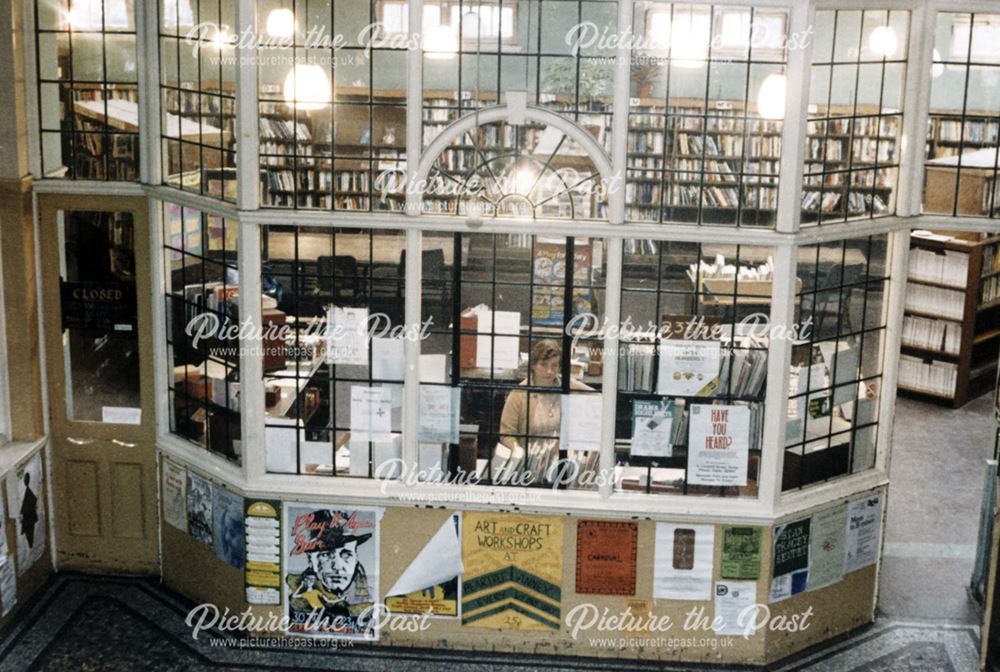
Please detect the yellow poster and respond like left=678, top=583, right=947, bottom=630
left=386, top=584, right=458, bottom=617
left=461, top=513, right=563, bottom=630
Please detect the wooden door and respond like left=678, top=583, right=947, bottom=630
left=38, top=195, right=158, bottom=573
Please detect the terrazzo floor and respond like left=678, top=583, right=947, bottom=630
left=0, top=573, right=982, bottom=671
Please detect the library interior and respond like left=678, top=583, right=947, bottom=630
left=3, top=0, right=1000, bottom=670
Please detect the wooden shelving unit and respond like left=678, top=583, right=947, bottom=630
left=899, top=231, right=1000, bottom=407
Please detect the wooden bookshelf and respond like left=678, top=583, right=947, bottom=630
left=624, top=102, right=898, bottom=224
left=900, top=231, right=1000, bottom=407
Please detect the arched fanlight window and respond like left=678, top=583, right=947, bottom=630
left=422, top=119, right=608, bottom=220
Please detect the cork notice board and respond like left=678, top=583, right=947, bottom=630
left=575, top=520, right=638, bottom=595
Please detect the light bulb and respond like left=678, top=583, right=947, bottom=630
left=671, top=33, right=708, bottom=69
left=65, top=0, right=99, bottom=29
left=869, top=25, right=897, bottom=58
left=514, top=163, right=537, bottom=194
left=931, top=48, right=944, bottom=78
left=266, top=8, right=295, bottom=39
left=757, top=74, right=786, bottom=120
left=212, top=26, right=232, bottom=48
left=284, top=65, right=331, bottom=111
left=423, top=24, right=458, bottom=59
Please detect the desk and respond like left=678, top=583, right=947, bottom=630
left=75, top=99, right=231, bottom=175
left=74, top=99, right=228, bottom=145
left=925, top=148, right=999, bottom=215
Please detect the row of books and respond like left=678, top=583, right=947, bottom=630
left=617, top=340, right=768, bottom=399
left=898, top=354, right=957, bottom=397
left=908, top=247, right=969, bottom=288
left=803, top=169, right=894, bottom=189
left=800, top=190, right=888, bottom=215
left=904, top=283, right=965, bottom=320
left=901, top=314, right=962, bottom=355
left=259, top=117, right=312, bottom=142
left=983, top=244, right=1000, bottom=276
left=808, top=116, right=898, bottom=137
left=936, top=118, right=999, bottom=144
left=980, top=275, right=1000, bottom=306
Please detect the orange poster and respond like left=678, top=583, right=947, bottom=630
left=575, top=521, right=638, bottom=595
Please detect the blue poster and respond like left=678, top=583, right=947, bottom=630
left=212, top=485, right=245, bottom=569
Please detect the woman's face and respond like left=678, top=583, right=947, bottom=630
left=532, top=355, right=560, bottom=386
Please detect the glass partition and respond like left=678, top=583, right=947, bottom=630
left=615, top=240, right=772, bottom=496
left=783, top=234, right=889, bottom=491
left=159, top=0, right=238, bottom=200
left=37, top=0, right=139, bottom=179
left=625, top=3, right=789, bottom=226
left=260, top=225, right=407, bottom=477
left=803, top=10, right=909, bottom=225
left=257, top=0, right=408, bottom=210
left=924, top=12, right=1000, bottom=217
left=164, top=203, right=242, bottom=462
left=415, top=231, right=606, bottom=488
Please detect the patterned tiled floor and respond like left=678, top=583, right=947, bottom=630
left=0, top=574, right=982, bottom=671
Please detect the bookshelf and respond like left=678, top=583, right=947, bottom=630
left=899, top=231, right=1000, bottom=407
left=624, top=100, right=899, bottom=224
left=259, top=97, right=406, bottom=210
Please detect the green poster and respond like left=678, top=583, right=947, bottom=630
left=720, top=526, right=762, bottom=580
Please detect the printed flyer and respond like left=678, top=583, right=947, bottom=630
left=462, top=512, right=563, bottom=630
left=283, top=505, right=381, bottom=640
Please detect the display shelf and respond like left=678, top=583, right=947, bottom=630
left=900, top=231, right=1000, bottom=407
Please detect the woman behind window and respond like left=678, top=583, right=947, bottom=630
left=497, top=340, right=593, bottom=483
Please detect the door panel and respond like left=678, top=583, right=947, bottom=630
left=39, top=195, right=158, bottom=573
left=66, top=459, right=101, bottom=537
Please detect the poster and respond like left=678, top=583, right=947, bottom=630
left=386, top=514, right=462, bottom=617
left=212, top=485, right=245, bottom=569
left=186, top=472, right=213, bottom=546
left=576, top=520, right=638, bottom=595
left=327, top=306, right=369, bottom=365
left=0, top=556, right=14, bottom=617
left=653, top=523, right=714, bottom=600
left=559, top=394, right=603, bottom=452
left=350, top=386, right=393, bottom=443
left=656, top=340, right=721, bottom=396
left=417, top=386, right=460, bottom=444
left=284, top=505, right=380, bottom=640
left=462, top=513, right=563, bottom=630
left=720, top=527, right=762, bottom=580
left=769, top=518, right=810, bottom=603
left=0, top=486, right=7, bottom=558
left=162, top=460, right=187, bottom=532
left=531, top=240, right=592, bottom=326
left=845, top=494, right=883, bottom=573
left=475, top=310, right=521, bottom=370
left=687, top=404, right=750, bottom=486
left=245, top=499, right=282, bottom=606
left=7, top=454, right=45, bottom=575
left=714, top=581, right=758, bottom=636
left=630, top=399, right=674, bottom=457
left=806, top=502, right=847, bottom=591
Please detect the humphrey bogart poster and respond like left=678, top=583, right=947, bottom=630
left=283, top=504, right=380, bottom=640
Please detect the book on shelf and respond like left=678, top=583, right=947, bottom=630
left=908, top=247, right=969, bottom=288
left=902, top=315, right=962, bottom=355
left=904, top=283, right=965, bottom=320
left=898, top=354, right=958, bottom=397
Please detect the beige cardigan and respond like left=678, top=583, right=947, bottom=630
left=498, top=377, right=594, bottom=449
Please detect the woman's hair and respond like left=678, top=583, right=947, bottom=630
left=530, top=340, right=562, bottom=368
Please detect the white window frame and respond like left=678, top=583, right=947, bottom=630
left=377, top=0, right=517, bottom=47
left=949, top=14, right=1000, bottom=62
left=27, top=0, right=968, bottom=527
left=641, top=6, right=788, bottom=62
